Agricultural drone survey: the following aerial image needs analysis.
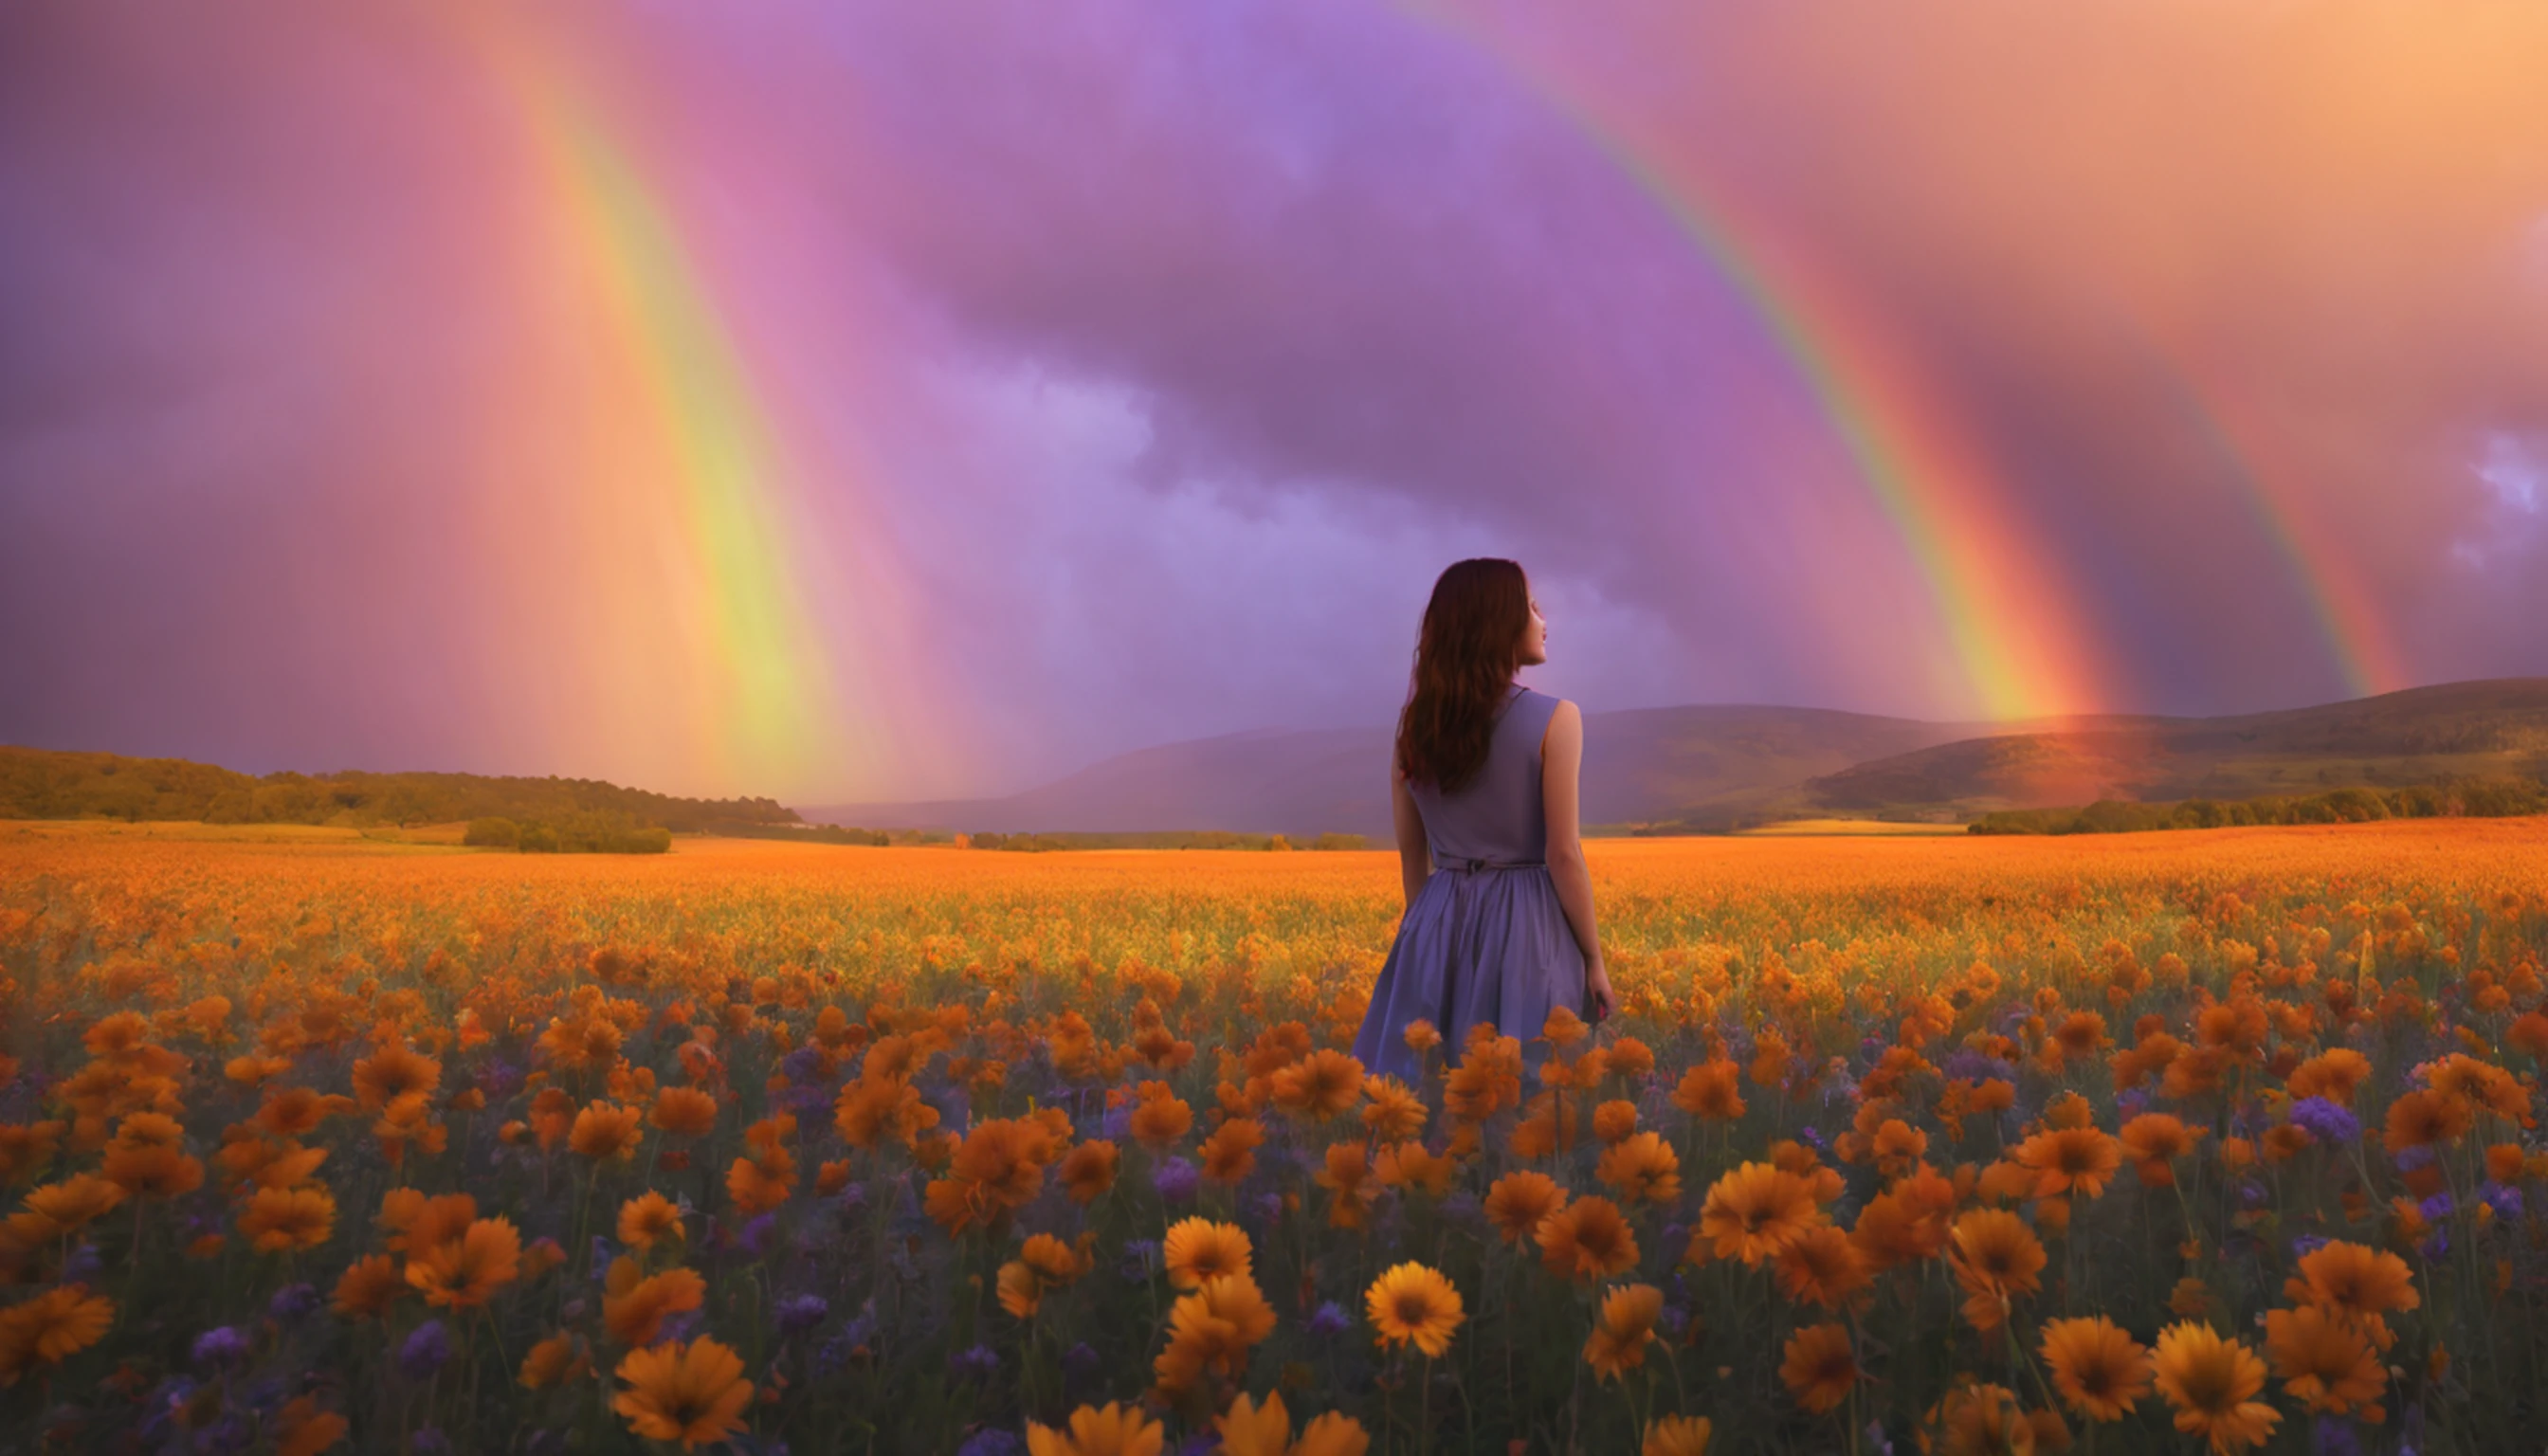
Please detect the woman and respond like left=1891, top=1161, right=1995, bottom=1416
left=1351, top=557, right=1612, bottom=1087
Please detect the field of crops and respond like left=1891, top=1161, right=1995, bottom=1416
left=2, top=819, right=2545, bottom=1454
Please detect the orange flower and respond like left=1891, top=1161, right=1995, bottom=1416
left=1668, top=1061, right=1745, bottom=1121
left=0, top=1283, right=113, bottom=1385
left=1596, top=1131, right=1682, bottom=1206
left=1778, top=1323, right=1857, bottom=1413
left=1696, top=1161, right=1825, bottom=1265
left=571, top=1101, right=645, bottom=1162
left=519, top=1332, right=590, bottom=1390
left=2381, top=1088, right=2471, bottom=1155
left=1027, top=1402, right=1166, bottom=1456
left=406, top=1217, right=521, bottom=1308
left=618, top=1192, right=684, bottom=1249
left=648, top=1087, right=720, bottom=1138
left=381, top=1190, right=476, bottom=1254
left=1211, top=1391, right=1368, bottom=1456
left=2119, top=1113, right=2202, bottom=1186
left=350, top=1043, right=440, bottom=1112
left=1269, top=1048, right=1365, bottom=1123
left=604, top=1258, right=707, bottom=1346
left=272, top=1394, right=350, bottom=1456
left=239, top=1185, right=336, bottom=1252
left=1642, top=1415, right=1713, bottom=1456
left=2013, top=1125, right=2122, bottom=1200
left=610, top=1337, right=752, bottom=1450
left=1374, top=1139, right=1454, bottom=1198
left=1483, top=1171, right=1567, bottom=1247
left=1197, top=1117, right=1265, bottom=1185
left=1314, top=1142, right=1377, bottom=1229
left=1153, top=1271, right=1278, bottom=1390
left=1365, top=1262, right=1464, bottom=1356
left=1540, top=1006, right=1589, bottom=1047
left=1057, top=1139, right=1119, bottom=1204
left=2039, top=1316, right=2151, bottom=1423
left=997, top=1231, right=1091, bottom=1318
left=1127, top=1085, right=1193, bottom=1149
left=19, top=1173, right=124, bottom=1239
left=1772, top=1225, right=1870, bottom=1309
left=1361, top=1077, right=1429, bottom=1142
left=2264, top=1304, right=2386, bottom=1417
left=333, top=1253, right=409, bottom=1319
left=1538, top=1194, right=1640, bottom=1281
left=1582, top=1283, right=1663, bottom=1381
left=2284, top=1239, right=2416, bottom=1350
left=1925, top=1382, right=2035, bottom=1456
left=2152, top=1321, right=2280, bottom=1453
left=1162, top=1216, right=1251, bottom=1290
left=102, top=1140, right=203, bottom=1201
left=726, top=1143, right=796, bottom=1215
left=1947, top=1209, right=2045, bottom=1332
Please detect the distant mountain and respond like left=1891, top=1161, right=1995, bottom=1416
left=808, top=680, right=2548, bottom=836
left=805, top=703, right=1993, bottom=838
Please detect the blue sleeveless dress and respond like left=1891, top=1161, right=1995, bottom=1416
left=1352, top=682, right=1587, bottom=1085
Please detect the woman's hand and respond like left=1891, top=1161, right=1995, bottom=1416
left=1584, top=960, right=1615, bottom=1024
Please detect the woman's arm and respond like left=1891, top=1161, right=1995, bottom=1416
left=1540, top=701, right=1613, bottom=1021
left=1391, top=763, right=1431, bottom=913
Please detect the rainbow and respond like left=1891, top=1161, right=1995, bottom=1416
left=2146, top=343, right=2409, bottom=700
left=1397, top=6, right=2116, bottom=719
left=461, top=12, right=902, bottom=796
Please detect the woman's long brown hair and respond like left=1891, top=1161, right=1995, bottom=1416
left=1394, top=558, right=1530, bottom=794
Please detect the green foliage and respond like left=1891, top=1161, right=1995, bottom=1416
left=463, top=816, right=520, bottom=847
left=1969, top=775, right=2548, bottom=835
left=0, top=745, right=798, bottom=831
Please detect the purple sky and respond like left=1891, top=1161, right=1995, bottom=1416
left=4, top=2, right=2546, bottom=801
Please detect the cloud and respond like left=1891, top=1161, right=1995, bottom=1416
left=5, top=1, right=2547, bottom=797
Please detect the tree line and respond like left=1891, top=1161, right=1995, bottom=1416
left=0, top=746, right=800, bottom=832
left=1967, top=776, right=2548, bottom=835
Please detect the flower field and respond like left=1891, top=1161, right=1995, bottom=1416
left=2, top=819, right=2546, bottom=1454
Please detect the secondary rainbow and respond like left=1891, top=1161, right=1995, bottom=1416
left=2150, top=344, right=2409, bottom=700
left=1399, top=5, right=2115, bottom=719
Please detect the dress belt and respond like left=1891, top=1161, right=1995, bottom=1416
left=1439, top=856, right=1545, bottom=874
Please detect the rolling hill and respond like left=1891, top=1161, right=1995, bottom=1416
left=807, top=679, right=2548, bottom=837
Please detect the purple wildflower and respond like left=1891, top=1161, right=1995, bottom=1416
left=398, top=1320, right=453, bottom=1379
left=2393, top=1144, right=2437, bottom=1173
left=776, top=1293, right=829, bottom=1335
left=951, top=1343, right=1000, bottom=1381
left=266, top=1283, right=321, bottom=1324
left=2483, top=1183, right=2523, bottom=1219
left=191, top=1326, right=252, bottom=1368
left=2419, top=1192, right=2455, bottom=1222
left=1152, top=1156, right=1199, bottom=1204
left=1307, top=1301, right=1352, bottom=1337
left=957, top=1433, right=1025, bottom=1456
left=2288, top=1098, right=2359, bottom=1145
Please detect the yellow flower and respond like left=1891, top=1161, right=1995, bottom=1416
left=1365, top=1262, right=1465, bottom=1357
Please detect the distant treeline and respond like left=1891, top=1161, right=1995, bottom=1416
left=964, top=830, right=1370, bottom=852
left=715, top=821, right=955, bottom=847
left=1968, top=777, right=2548, bottom=836
left=464, top=814, right=671, bottom=855
left=0, top=745, right=800, bottom=832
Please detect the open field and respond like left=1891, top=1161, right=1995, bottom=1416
left=2, top=820, right=2545, bottom=1451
